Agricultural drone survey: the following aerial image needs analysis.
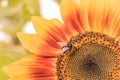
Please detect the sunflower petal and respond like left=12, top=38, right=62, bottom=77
left=31, top=16, right=67, bottom=42
left=8, top=76, right=57, bottom=80
left=60, top=0, right=120, bottom=39
left=17, top=33, right=42, bottom=54
left=2, top=55, right=57, bottom=80
left=60, top=0, right=91, bottom=34
left=17, top=33, right=60, bottom=56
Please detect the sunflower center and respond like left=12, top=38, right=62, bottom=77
left=56, top=32, right=120, bottom=80
left=83, top=54, right=99, bottom=74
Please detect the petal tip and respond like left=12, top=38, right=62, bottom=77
left=16, top=33, right=26, bottom=42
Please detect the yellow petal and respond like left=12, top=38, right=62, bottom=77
left=17, top=33, right=43, bottom=54
left=60, top=0, right=90, bottom=33
left=60, top=0, right=120, bottom=38
left=17, top=33, right=60, bottom=56
left=31, top=16, right=67, bottom=42
left=2, top=55, right=57, bottom=80
left=8, top=76, right=57, bottom=80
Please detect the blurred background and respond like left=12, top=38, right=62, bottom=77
left=0, top=0, right=62, bottom=79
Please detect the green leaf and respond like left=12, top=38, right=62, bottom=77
left=0, top=46, right=31, bottom=79
left=0, top=46, right=30, bottom=62
left=0, top=70, right=8, bottom=80
left=0, top=42, right=7, bottom=48
left=55, top=0, right=62, bottom=4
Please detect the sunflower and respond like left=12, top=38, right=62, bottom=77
left=2, top=0, right=120, bottom=80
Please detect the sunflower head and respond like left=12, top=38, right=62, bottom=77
left=57, top=32, right=120, bottom=80
left=2, top=0, right=120, bottom=80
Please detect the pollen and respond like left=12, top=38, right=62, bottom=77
left=56, top=32, right=120, bottom=80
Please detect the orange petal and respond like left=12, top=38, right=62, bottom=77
left=8, top=76, right=57, bottom=80
left=17, top=33, right=60, bottom=56
left=2, top=55, right=57, bottom=80
left=60, top=0, right=120, bottom=38
left=101, top=0, right=120, bottom=38
left=31, top=16, right=67, bottom=42
left=60, top=0, right=91, bottom=34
